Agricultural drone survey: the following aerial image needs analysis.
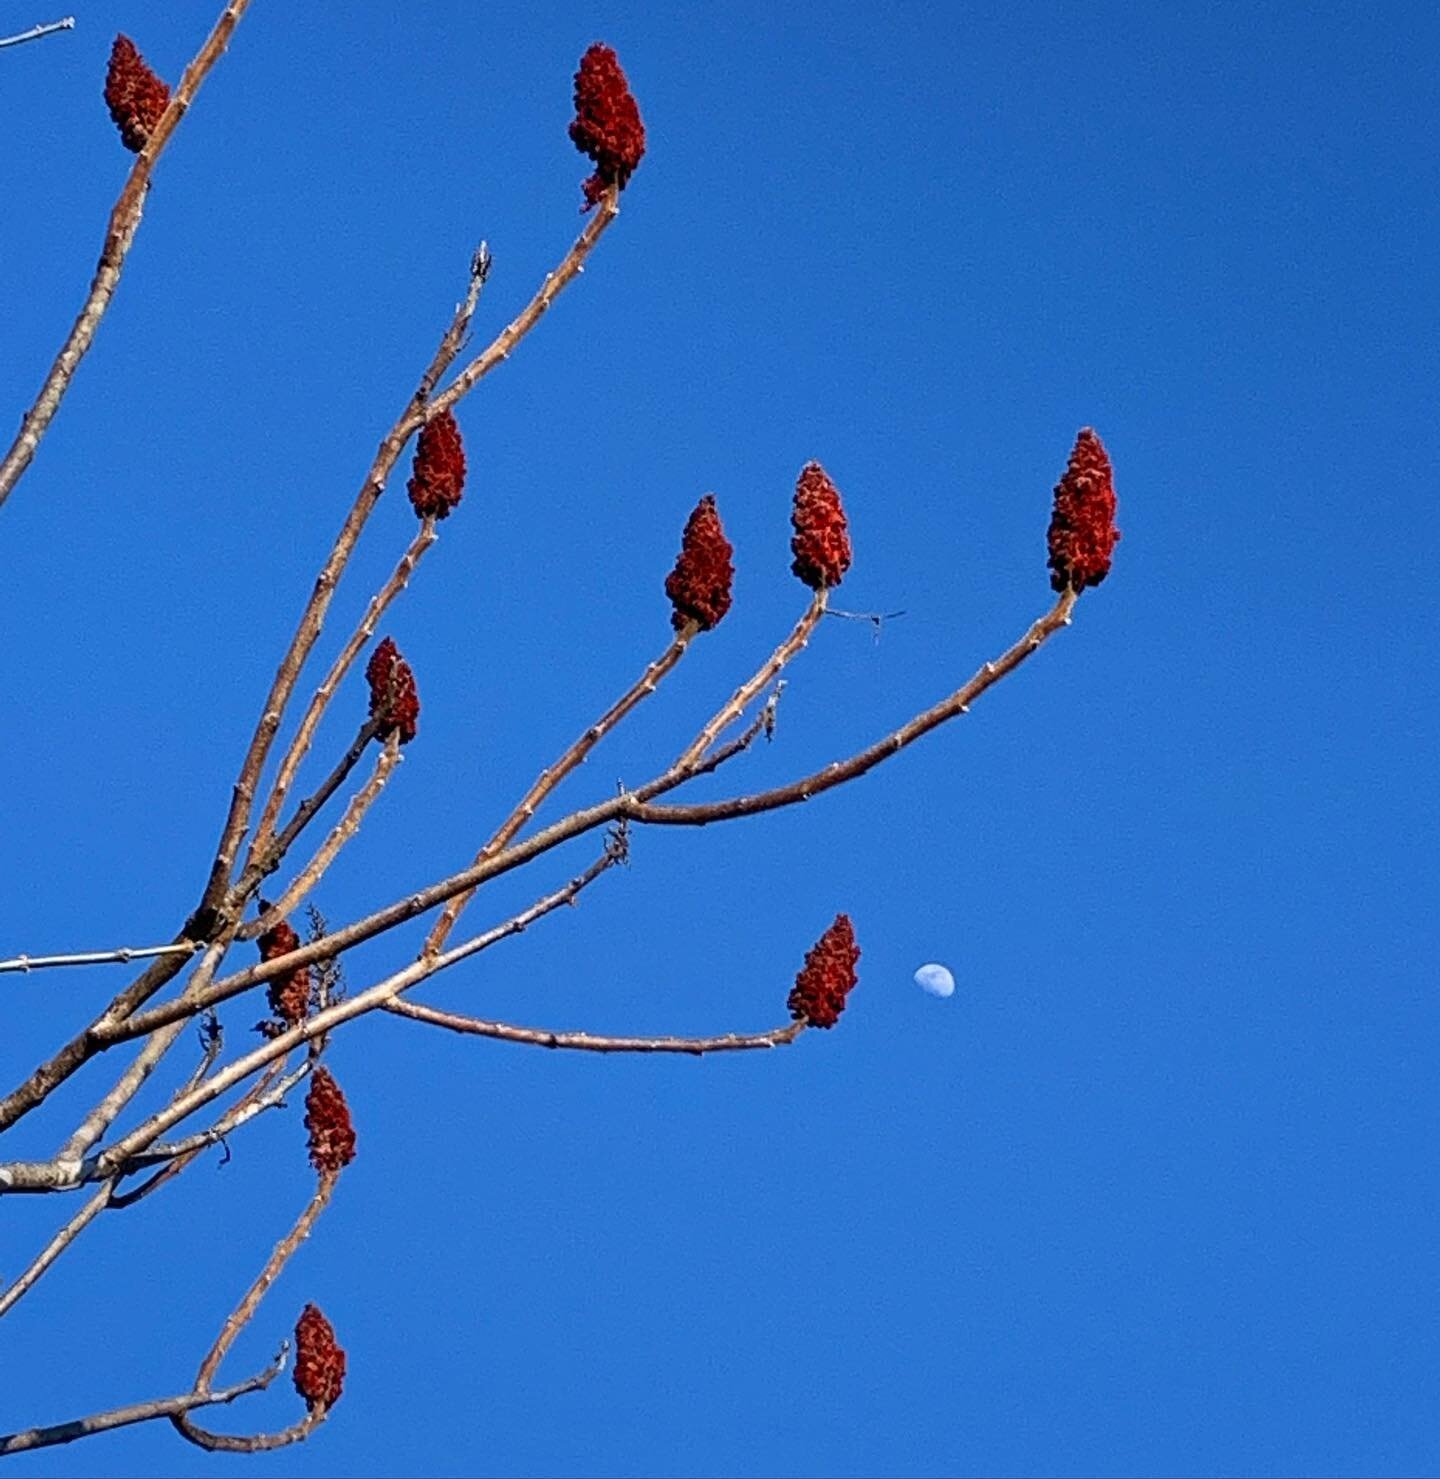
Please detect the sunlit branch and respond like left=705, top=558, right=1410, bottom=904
left=386, top=998, right=807, bottom=1056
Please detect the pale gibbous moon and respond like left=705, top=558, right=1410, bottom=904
left=913, top=962, right=955, bottom=999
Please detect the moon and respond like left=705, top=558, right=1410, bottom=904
left=913, top=962, right=955, bottom=999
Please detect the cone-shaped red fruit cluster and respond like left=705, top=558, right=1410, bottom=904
left=1047, top=427, right=1120, bottom=592
left=407, top=410, right=467, bottom=520
left=665, top=495, right=734, bottom=632
left=569, top=44, right=646, bottom=210
left=365, top=637, right=419, bottom=745
left=257, top=915, right=309, bottom=1031
left=787, top=914, right=861, bottom=1029
left=790, top=462, right=852, bottom=590
left=304, top=1067, right=357, bottom=1178
left=104, top=35, right=169, bottom=153
left=293, top=1304, right=345, bottom=1412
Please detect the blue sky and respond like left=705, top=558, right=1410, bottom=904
left=2, top=2, right=1438, bottom=1475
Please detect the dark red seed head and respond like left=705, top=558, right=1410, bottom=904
left=790, top=462, right=852, bottom=591
left=569, top=43, right=646, bottom=210
left=786, top=914, right=861, bottom=1029
left=304, top=1067, right=357, bottom=1178
left=104, top=35, right=169, bottom=153
left=1046, top=428, right=1120, bottom=593
left=407, top=410, right=467, bottom=521
left=665, top=495, right=734, bottom=632
left=293, top=1304, right=345, bottom=1412
left=365, top=637, right=419, bottom=745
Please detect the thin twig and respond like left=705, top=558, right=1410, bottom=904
left=0, top=941, right=200, bottom=976
left=196, top=197, right=621, bottom=927
left=626, top=589, right=1078, bottom=827
left=387, top=999, right=807, bottom=1056
left=51, top=934, right=233, bottom=1171
left=170, top=1174, right=339, bottom=1453
left=2, top=589, right=1077, bottom=1140
left=674, top=591, right=825, bottom=769
left=422, top=625, right=692, bottom=957
left=0, top=0, right=253, bottom=512
left=0, top=1180, right=113, bottom=1319
left=84, top=848, right=629, bottom=1182
left=0, top=1352, right=285, bottom=1456
left=116, top=1059, right=311, bottom=1189
left=0, top=17, right=74, bottom=50
left=245, top=523, right=437, bottom=873
left=247, top=734, right=402, bottom=940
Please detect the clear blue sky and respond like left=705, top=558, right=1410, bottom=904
left=2, top=2, right=1438, bottom=1475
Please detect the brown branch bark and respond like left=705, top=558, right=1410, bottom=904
left=674, top=591, right=825, bottom=769
left=386, top=998, right=807, bottom=1055
left=422, top=623, right=693, bottom=957
left=0, top=0, right=253, bottom=512
left=246, top=736, right=402, bottom=939
left=244, top=523, right=437, bottom=874
left=0, top=1354, right=284, bottom=1456
left=88, top=590, right=1078, bottom=1054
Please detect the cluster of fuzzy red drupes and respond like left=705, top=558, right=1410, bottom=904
left=407, top=410, right=467, bottom=520
left=787, top=914, right=861, bottom=1029
left=665, top=495, right=734, bottom=632
left=304, top=1067, right=357, bottom=1178
left=293, top=1304, right=346, bottom=1412
left=256, top=915, right=310, bottom=1035
left=365, top=637, right=419, bottom=745
left=569, top=43, right=646, bottom=210
left=1047, top=427, right=1120, bottom=592
left=790, top=461, right=853, bottom=590
left=104, top=35, right=169, bottom=153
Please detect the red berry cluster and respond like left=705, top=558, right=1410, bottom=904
left=665, top=495, right=734, bottom=632
left=569, top=44, right=646, bottom=210
left=104, top=35, right=169, bottom=153
left=1047, top=427, right=1120, bottom=592
left=304, top=1067, right=357, bottom=1178
left=407, top=410, right=467, bottom=521
left=293, top=1304, right=346, bottom=1412
left=256, top=915, right=310, bottom=1033
left=790, top=462, right=852, bottom=590
left=787, top=914, right=861, bottom=1029
left=365, top=637, right=419, bottom=745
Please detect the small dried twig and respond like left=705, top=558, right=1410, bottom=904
left=246, top=522, right=438, bottom=871
left=0, top=17, right=75, bottom=50
left=825, top=605, right=908, bottom=643
left=421, top=625, right=693, bottom=957
left=98, top=592, right=1071, bottom=1053
left=0, top=1351, right=285, bottom=1457
left=0, top=941, right=200, bottom=976
left=0, top=1179, right=113, bottom=1320
left=196, top=196, right=622, bottom=928
left=248, top=734, right=402, bottom=939
left=386, top=1000, right=806, bottom=1056
left=0, top=0, right=253, bottom=512
left=82, top=850, right=631, bottom=1182
left=675, top=591, right=825, bottom=769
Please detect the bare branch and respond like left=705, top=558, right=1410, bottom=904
left=422, top=625, right=692, bottom=957
left=247, top=734, right=403, bottom=940
left=0, top=17, right=75, bottom=50
left=170, top=1172, right=342, bottom=1453
left=387, top=999, right=807, bottom=1056
left=0, top=1180, right=113, bottom=1320
left=245, top=524, right=437, bottom=873
left=626, top=589, right=1079, bottom=828
left=0, top=0, right=253, bottom=512
left=196, top=196, right=625, bottom=926
left=0, top=1352, right=285, bottom=1457
left=675, top=591, right=825, bottom=769
left=0, top=941, right=200, bottom=976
